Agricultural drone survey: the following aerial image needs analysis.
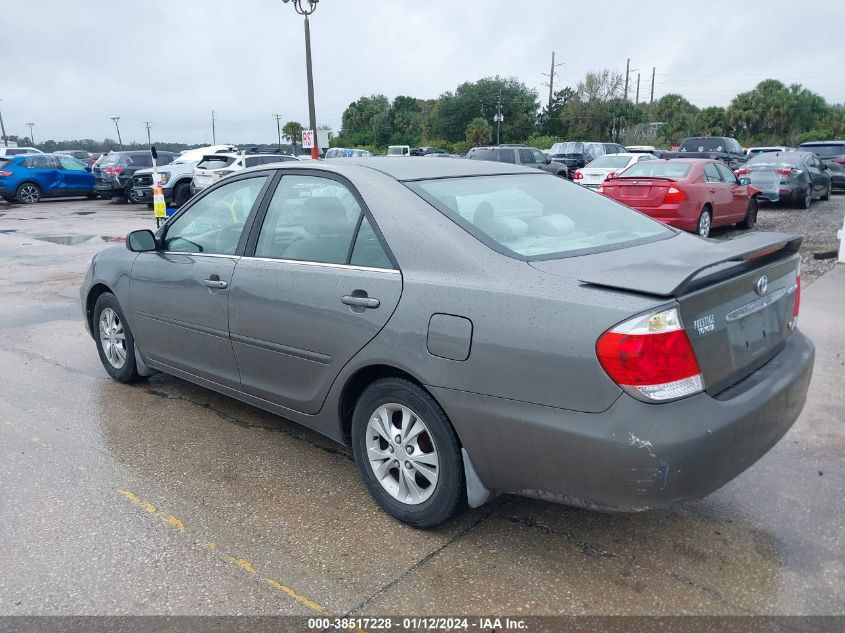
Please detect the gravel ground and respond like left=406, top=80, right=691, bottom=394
left=713, top=192, right=844, bottom=286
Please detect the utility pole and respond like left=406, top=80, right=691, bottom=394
left=0, top=99, right=7, bottom=147
left=211, top=110, right=217, bottom=145
left=273, top=114, right=283, bottom=149
left=624, top=58, right=630, bottom=101
left=27, top=122, right=35, bottom=146
left=143, top=121, right=152, bottom=145
left=635, top=73, right=640, bottom=104
left=650, top=66, right=656, bottom=105
left=540, top=51, right=563, bottom=112
left=494, top=92, right=503, bottom=146
left=110, top=116, right=122, bottom=149
left=282, top=1, right=321, bottom=159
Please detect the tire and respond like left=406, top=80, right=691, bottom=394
left=92, top=292, right=141, bottom=384
left=696, top=206, right=712, bottom=237
left=737, top=197, right=758, bottom=229
left=126, top=183, right=141, bottom=204
left=16, top=182, right=42, bottom=204
left=798, top=187, right=812, bottom=210
left=351, top=377, right=465, bottom=528
left=173, top=181, right=191, bottom=207
left=822, top=182, right=832, bottom=201
left=86, top=193, right=99, bottom=200
left=2, top=195, right=14, bottom=203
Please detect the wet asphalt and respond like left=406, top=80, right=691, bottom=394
left=0, top=197, right=843, bottom=616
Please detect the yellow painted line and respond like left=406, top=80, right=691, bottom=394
left=204, top=542, right=217, bottom=550
left=265, top=578, right=332, bottom=616
left=116, top=489, right=186, bottom=533
left=229, top=557, right=257, bottom=574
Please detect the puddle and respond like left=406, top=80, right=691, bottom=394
left=26, top=234, right=125, bottom=246
left=0, top=229, right=17, bottom=234
left=73, top=212, right=96, bottom=216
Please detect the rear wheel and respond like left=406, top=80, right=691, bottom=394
left=696, top=207, right=712, bottom=237
left=351, top=378, right=465, bottom=528
left=737, top=197, right=758, bottom=229
left=798, top=187, right=812, bottom=209
left=16, top=182, right=42, bottom=204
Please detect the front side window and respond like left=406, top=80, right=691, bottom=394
left=715, top=162, right=738, bottom=184
left=518, top=149, right=534, bottom=164
left=531, top=149, right=546, bottom=164
left=408, top=173, right=672, bottom=259
left=163, top=176, right=267, bottom=254
left=255, top=175, right=362, bottom=264
left=59, top=156, right=86, bottom=171
left=703, top=163, right=722, bottom=183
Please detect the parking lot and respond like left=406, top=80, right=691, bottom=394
left=1, top=195, right=844, bottom=617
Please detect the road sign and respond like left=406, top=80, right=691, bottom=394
left=301, top=129, right=314, bottom=149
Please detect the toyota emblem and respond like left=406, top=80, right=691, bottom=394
left=754, top=276, right=768, bottom=296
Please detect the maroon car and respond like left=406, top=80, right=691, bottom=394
left=600, top=159, right=760, bottom=237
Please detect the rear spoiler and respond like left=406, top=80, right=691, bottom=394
left=579, top=232, right=802, bottom=298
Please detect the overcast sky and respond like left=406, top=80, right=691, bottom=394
left=2, top=0, right=843, bottom=145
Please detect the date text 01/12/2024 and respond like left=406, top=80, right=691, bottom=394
left=306, top=617, right=528, bottom=630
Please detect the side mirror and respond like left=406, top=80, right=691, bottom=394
left=545, top=157, right=551, bottom=164
left=84, top=165, right=92, bottom=172
left=127, top=229, right=158, bottom=252
left=739, top=177, right=751, bottom=186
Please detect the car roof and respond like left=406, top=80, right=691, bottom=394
left=799, top=140, right=845, bottom=146
left=242, top=156, right=535, bottom=182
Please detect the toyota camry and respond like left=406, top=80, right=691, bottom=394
left=81, top=158, right=814, bottom=528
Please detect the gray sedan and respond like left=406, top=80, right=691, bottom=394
left=80, top=158, right=814, bottom=528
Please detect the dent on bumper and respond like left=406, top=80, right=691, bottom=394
left=432, top=330, right=814, bottom=511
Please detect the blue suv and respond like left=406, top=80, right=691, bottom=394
left=0, top=153, right=96, bottom=204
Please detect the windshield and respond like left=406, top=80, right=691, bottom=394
left=616, top=161, right=692, bottom=179
left=407, top=174, right=671, bottom=259
left=586, top=155, right=633, bottom=169
left=800, top=144, right=845, bottom=158
left=680, top=138, right=726, bottom=152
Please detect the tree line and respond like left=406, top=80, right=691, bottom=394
left=331, top=73, right=845, bottom=153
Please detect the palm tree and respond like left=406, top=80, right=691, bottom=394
left=283, top=121, right=304, bottom=155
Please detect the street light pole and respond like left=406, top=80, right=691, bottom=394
left=282, top=0, right=320, bottom=159
left=110, top=116, right=123, bottom=149
left=26, top=122, right=35, bottom=146
left=143, top=121, right=152, bottom=145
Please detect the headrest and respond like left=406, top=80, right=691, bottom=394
left=300, top=197, right=349, bottom=235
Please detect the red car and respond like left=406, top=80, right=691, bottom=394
left=599, top=159, right=759, bottom=237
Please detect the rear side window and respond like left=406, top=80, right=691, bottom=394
left=350, top=215, right=392, bottom=269
left=468, top=149, right=497, bottom=161
left=0, top=158, right=11, bottom=168
left=407, top=173, right=671, bottom=259
left=497, top=149, right=516, bottom=164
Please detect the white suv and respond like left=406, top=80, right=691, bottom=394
left=191, top=151, right=301, bottom=193
left=0, top=146, right=42, bottom=157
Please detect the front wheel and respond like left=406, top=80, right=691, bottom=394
left=93, top=292, right=142, bottom=383
left=126, top=184, right=141, bottom=204
left=351, top=378, right=465, bottom=528
left=173, top=181, right=191, bottom=207
left=822, top=182, right=832, bottom=201
left=696, top=207, right=712, bottom=237
left=16, top=182, right=42, bottom=204
left=737, top=197, right=758, bottom=229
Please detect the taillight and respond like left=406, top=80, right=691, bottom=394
left=0, top=171, right=12, bottom=177
left=103, top=166, right=124, bottom=175
left=775, top=168, right=794, bottom=175
left=596, top=307, right=704, bottom=402
left=790, top=275, right=801, bottom=329
left=663, top=186, right=687, bottom=204
left=573, top=170, right=583, bottom=180
left=832, top=158, right=845, bottom=164
left=735, top=168, right=749, bottom=175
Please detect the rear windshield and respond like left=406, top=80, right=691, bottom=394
left=197, top=156, right=236, bottom=170
left=586, top=155, right=633, bottom=169
left=550, top=142, right=583, bottom=155
left=616, top=161, right=692, bottom=179
left=800, top=144, right=845, bottom=157
left=99, top=153, right=154, bottom=167
left=747, top=153, right=805, bottom=168
left=748, top=148, right=782, bottom=156
left=680, top=138, right=726, bottom=152
left=407, top=173, right=671, bottom=259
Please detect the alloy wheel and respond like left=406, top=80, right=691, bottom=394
left=697, top=210, right=711, bottom=237
left=19, top=185, right=40, bottom=204
left=365, top=403, right=439, bottom=505
left=99, top=307, right=127, bottom=369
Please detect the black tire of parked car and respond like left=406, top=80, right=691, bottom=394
left=92, top=292, right=142, bottom=384
left=737, top=197, right=758, bottom=230
left=126, top=183, right=141, bottom=204
left=15, top=182, right=42, bottom=204
left=86, top=193, right=98, bottom=200
left=697, top=206, right=712, bottom=238
left=351, top=377, right=465, bottom=529
left=798, top=187, right=812, bottom=210
left=821, top=182, right=832, bottom=201
left=173, top=181, right=191, bottom=207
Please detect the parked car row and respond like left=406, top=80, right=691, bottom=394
left=466, top=145, right=570, bottom=178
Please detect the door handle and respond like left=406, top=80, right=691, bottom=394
left=202, top=275, right=228, bottom=289
left=341, top=295, right=380, bottom=309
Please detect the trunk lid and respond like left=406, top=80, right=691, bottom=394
left=532, top=232, right=802, bottom=395
left=602, top=177, right=674, bottom=208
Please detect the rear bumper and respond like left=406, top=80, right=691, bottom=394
left=633, top=204, right=698, bottom=232
left=433, top=330, right=814, bottom=511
